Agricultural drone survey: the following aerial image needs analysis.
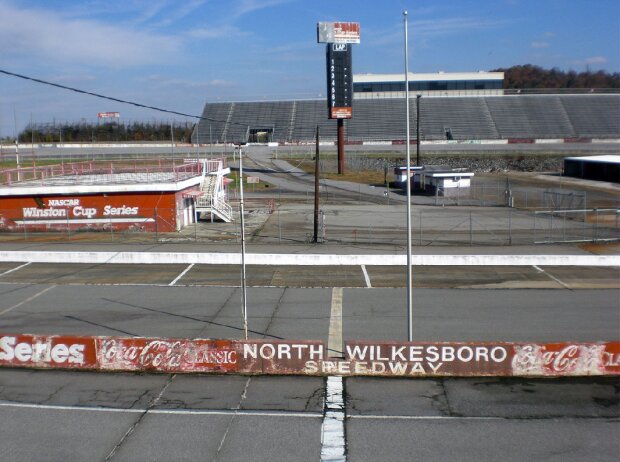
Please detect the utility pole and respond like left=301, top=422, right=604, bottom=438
left=416, top=94, right=421, bottom=166
left=313, top=126, right=321, bottom=243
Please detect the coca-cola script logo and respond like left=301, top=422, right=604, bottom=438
left=512, top=344, right=604, bottom=375
left=98, top=339, right=237, bottom=371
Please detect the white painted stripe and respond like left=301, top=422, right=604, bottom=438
left=0, top=285, right=56, bottom=316
left=533, top=265, right=571, bottom=289
left=321, top=376, right=346, bottom=461
left=328, top=288, right=344, bottom=358
left=0, top=251, right=618, bottom=267
left=350, top=415, right=506, bottom=421
left=0, top=401, right=322, bottom=418
left=0, top=261, right=31, bottom=277
left=0, top=402, right=602, bottom=422
left=169, top=263, right=194, bottom=286
left=361, top=265, right=372, bottom=288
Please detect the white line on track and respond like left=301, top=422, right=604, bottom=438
left=0, top=284, right=56, bottom=316
left=321, top=376, right=347, bottom=461
left=0, top=262, right=31, bottom=278
left=2, top=402, right=606, bottom=422
left=0, top=401, right=321, bottom=418
left=361, top=265, right=372, bottom=288
left=169, top=263, right=194, bottom=286
left=328, top=288, right=344, bottom=358
left=532, top=265, right=571, bottom=289
left=349, top=414, right=506, bottom=421
left=215, top=377, right=251, bottom=458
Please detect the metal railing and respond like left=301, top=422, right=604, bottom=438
left=1, top=160, right=206, bottom=186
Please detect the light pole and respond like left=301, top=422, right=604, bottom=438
left=416, top=94, right=421, bottom=166
left=238, top=145, right=249, bottom=340
left=404, top=10, right=413, bottom=342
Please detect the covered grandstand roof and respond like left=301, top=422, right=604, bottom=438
left=353, top=71, right=504, bottom=83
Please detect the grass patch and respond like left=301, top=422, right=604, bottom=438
left=227, top=171, right=275, bottom=190
left=286, top=158, right=388, bottom=186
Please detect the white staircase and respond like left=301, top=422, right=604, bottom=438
left=195, top=162, right=233, bottom=223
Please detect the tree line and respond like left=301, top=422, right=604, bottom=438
left=493, top=65, right=620, bottom=89
left=17, top=121, right=195, bottom=143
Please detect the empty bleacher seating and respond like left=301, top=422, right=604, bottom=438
left=191, top=94, right=620, bottom=144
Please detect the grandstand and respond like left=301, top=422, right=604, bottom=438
left=192, top=94, right=620, bottom=144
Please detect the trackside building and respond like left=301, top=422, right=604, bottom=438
left=0, top=160, right=231, bottom=233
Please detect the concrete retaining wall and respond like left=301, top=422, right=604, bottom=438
left=0, top=251, right=618, bottom=266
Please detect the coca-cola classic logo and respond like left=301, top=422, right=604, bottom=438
left=512, top=344, right=603, bottom=374
left=99, top=339, right=237, bottom=370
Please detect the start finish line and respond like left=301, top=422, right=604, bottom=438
left=1, top=334, right=618, bottom=377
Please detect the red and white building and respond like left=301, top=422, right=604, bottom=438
left=0, top=159, right=231, bottom=233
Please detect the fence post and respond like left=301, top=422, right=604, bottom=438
left=277, top=205, right=281, bottom=243
left=525, top=191, right=528, bottom=209
left=563, top=210, right=566, bottom=242
left=469, top=210, right=473, bottom=246
left=154, top=208, right=158, bottom=242
left=594, top=208, right=598, bottom=242
left=419, top=210, right=423, bottom=246
left=508, top=208, right=512, bottom=245
left=550, top=213, right=554, bottom=243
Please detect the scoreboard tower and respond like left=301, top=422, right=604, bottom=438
left=317, top=22, right=360, bottom=174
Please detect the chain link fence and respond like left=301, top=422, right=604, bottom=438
left=1, top=201, right=617, bottom=247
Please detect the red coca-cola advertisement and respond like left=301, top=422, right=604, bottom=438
left=97, top=337, right=239, bottom=373
left=1, top=333, right=618, bottom=377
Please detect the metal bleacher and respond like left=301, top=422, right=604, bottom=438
left=560, top=95, right=620, bottom=138
left=420, top=97, right=499, bottom=140
left=485, top=95, right=575, bottom=139
left=192, top=94, right=620, bottom=144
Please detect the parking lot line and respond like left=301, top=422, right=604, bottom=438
left=328, top=288, right=344, bottom=358
left=0, top=284, right=56, bottom=316
left=532, top=265, right=571, bottom=289
left=168, top=263, right=195, bottom=286
left=0, top=401, right=322, bottom=418
left=361, top=265, right=372, bottom=288
left=0, top=262, right=31, bottom=278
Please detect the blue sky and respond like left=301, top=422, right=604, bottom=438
left=1, top=0, right=618, bottom=137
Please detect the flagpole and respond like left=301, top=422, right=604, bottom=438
left=404, top=10, right=413, bottom=342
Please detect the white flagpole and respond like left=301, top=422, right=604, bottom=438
left=404, top=11, right=413, bottom=342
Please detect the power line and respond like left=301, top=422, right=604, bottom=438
left=0, top=68, right=243, bottom=127
left=0, top=68, right=330, bottom=137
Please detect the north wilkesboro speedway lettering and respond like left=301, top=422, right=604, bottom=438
left=0, top=335, right=618, bottom=377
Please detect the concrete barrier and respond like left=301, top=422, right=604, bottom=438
left=0, top=251, right=618, bottom=266
left=1, top=333, right=617, bottom=377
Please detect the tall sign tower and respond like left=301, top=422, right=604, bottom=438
left=317, top=22, right=360, bottom=174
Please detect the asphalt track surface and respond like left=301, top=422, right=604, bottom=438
left=0, top=258, right=619, bottom=461
left=1, top=145, right=619, bottom=461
